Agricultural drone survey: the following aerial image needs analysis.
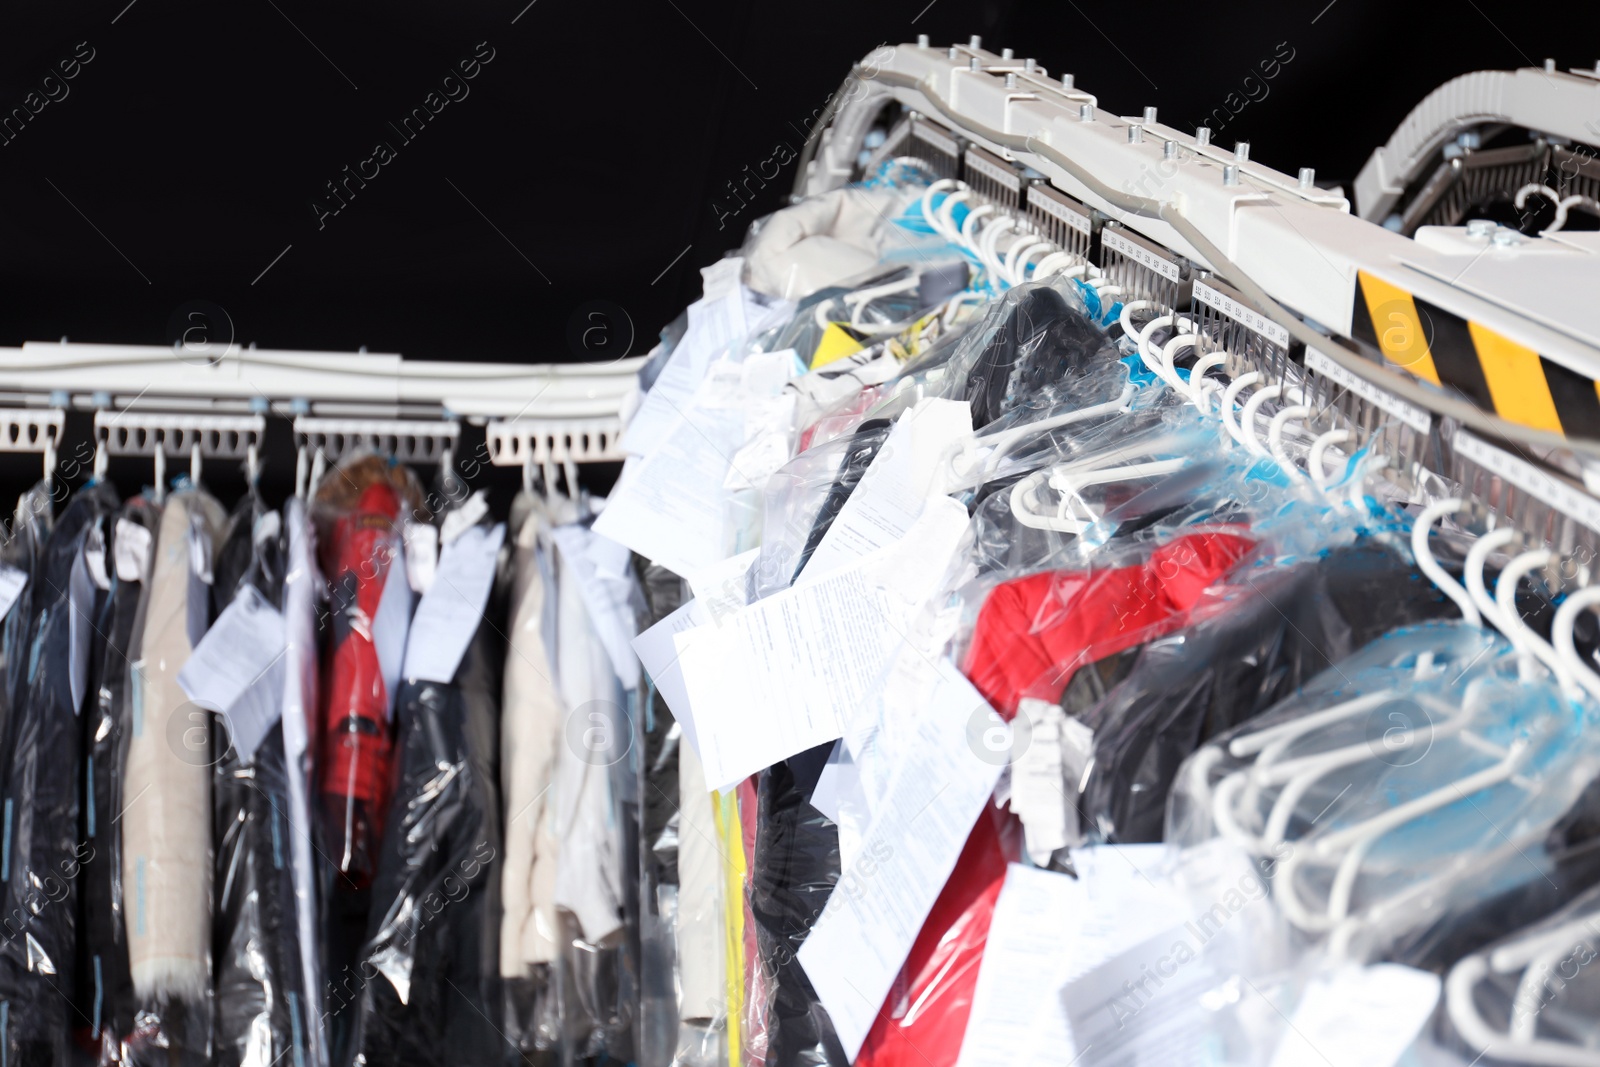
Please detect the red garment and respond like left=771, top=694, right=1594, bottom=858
left=855, top=808, right=1015, bottom=1067
left=962, top=529, right=1255, bottom=718
left=318, top=481, right=405, bottom=889
left=856, top=529, right=1254, bottom=1067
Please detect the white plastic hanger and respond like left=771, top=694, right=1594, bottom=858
left=1554, top=585, right=1600, bottom=701
left=1447, top=902, right=1600, bottom=1066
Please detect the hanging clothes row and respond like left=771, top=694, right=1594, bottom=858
left=599, top=158, right=1600, bottom=1067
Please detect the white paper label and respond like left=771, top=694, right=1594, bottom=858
left=799, top=397, right=973, bottom=581
left=675, top=498, right=969, bottom=791
left=1012, top=699, right=1069, bottom=864
left=404, top=521, right=439, bottom=594
left=85, top=523, right=110, bottom=590
left=1305, top=349, right=1433, bottom=435
left=402, top=523, right=506, bottom=683
left=1455, top=428, right=1600, bottom=535
left=797, top=658, right=1006, bottom=1061
left=178, top=584, right=288, bottom=762
left=686, top=547, right=760, bottom=625
left=114, top=519, right=152, bottom=583
left=630, top=598, right=712, bottom=759
left=1268, top=964, right=1440, bottom=1067
left=440, top=490, right=490, bottom=546
left=0, top=564, right=27, bottom=624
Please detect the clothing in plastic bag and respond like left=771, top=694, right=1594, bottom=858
left=341, top=505, right=505, bottom=1067
left=0, top=480, right=115, bottom=1065
left=121, top=486, right=225, bottom=1064
left=313, top=455, right=423, bottom=894
left=1077, top=537, right=1469, bottom=844
left=79, top=495, right=159, bottom=1063
left=208, top=495, right=312, bottom=1067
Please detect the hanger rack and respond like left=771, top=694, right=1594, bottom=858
left=0, top=340, right=639, bottom=483
left=811, top=38, right=1600, bottom=569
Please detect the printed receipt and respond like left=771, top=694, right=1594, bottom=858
left=674, top=497, right=968, bottom=791
left=797, top=658, right=1006, bottom=1061
left=799, top=397, right=972, bottom=580
left=402, top=523, right=506, bottom=683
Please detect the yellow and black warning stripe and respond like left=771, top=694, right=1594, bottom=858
left=1350, top=270, right=1600, bottom=439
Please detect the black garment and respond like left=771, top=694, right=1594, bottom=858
left=209, top=498, right=311, bottom=1067
left=1079, top=539, right=1500, bottom=844
left=961, top=284, right=1115, bottom=429
left=0, top=481, right=118, bottom=1067
left=342, top=557, right=506, bottom=1067
left=748, top=758, right=848, bottom=1067
left=789, top=420, right=891, bottom=584
left=76, top=497, right=158, bottom=1059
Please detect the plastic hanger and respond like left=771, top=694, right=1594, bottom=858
left=1447, top=897, right=1600, bottom=1066
left=1554, top=586, right=1600, bottom=702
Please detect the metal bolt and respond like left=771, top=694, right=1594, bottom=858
left=1129, top=124, right=1144, bottom=144
left=1024, top=58, right=1037, bottom=72
left=969, top=57, right=981, bottom=72
left=1001, top=47, right=1014, bottom=60
left=970, top=34, right=982, bottom=48
left=1223, top=164, right=1240, bottom=186
left=1545, top=57, right=1557, bottom=72
left=1079, top=103, right=1094, bottom=122
left=1298, top=167, right=1316, bottom=189
left=1062, top=73, right=1075, bottom=90
left=1163, top=140, right=1178, bottom=160
left=1466, top=218, right=1496, bottom=236
left=1144, top=106, right=1158, bottom=124
left=1235, top=141, right=1250, bottom=162
left=1492, top=229, right=1521, bottom=246
left=1005, top=72, right=1017, bottom=88
left=917, top=34, right=929, bottom=48
left=1196, top=127, right=1212, bottom=147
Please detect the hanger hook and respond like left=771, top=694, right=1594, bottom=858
left=295, top=443, right=309, bottom=499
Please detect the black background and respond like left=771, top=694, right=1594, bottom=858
left=1, top=0, right=1598, bottom=366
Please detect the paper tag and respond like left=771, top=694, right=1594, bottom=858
left=402, top=523, right=506, bottom=683
left=114, top=519, right=152, bottom=583
left=85, top=523, right=110, bottom=590
left=440, top=490, right=490, bottom=546
left=178, top=584, right=288, bottom=762
left=69, top=544, right=96, bottom=714
left=372, top=546, right=412, bottom=722
left=551, top=524, right=642, bottom=689
left=676, top=498, right=969, bottom=791
left=1013, top=699, right=1069, bottom=864
left=1268, top=964, right=1439, bottom=1067
left=1455, top=428, right=1600, bottom=535
left=253, top=509, right=281, bottom=548
left=797, top=659, right=1006, bottom=1061
left=631, top=598, right=712, bottom=758
left=956, top=865, right=1085, bottom=1067
left=188, top=521, right=214, bottom=585
left=1305, top=349, right=1432, bottom=434
left=686, top=548, right=760, bottom=625
left=701, top=256, right=745, bottom=302
left=404, top=521, right=439, bottom=594
left=0, top=564, right=27, bottom=624
left=798, top=397, right=973, bottom=580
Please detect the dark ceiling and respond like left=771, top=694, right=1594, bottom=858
left=0, top=0, right=1595, bottom=364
